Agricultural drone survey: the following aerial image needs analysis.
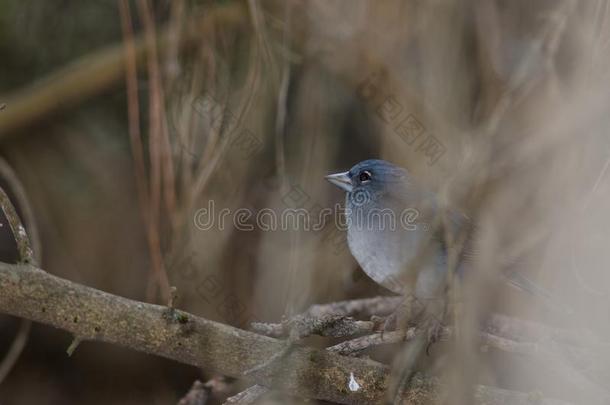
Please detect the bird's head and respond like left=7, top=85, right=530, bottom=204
left=325, top=159, right=409, bottom=205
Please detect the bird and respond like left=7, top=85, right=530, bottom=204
left=325, top=159, right=454, bottom=302
left=325, top=159, right=564, bottom=332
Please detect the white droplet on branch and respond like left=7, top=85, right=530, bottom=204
left=348, top=372, right=360, bottom=392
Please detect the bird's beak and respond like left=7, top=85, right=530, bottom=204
left=325, top=171, right=353, bottom=192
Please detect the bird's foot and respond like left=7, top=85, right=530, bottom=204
left=420, top=313, right=446, bottom=355
left=371, top=297, right=417, bottom=337
left=371, top=314, right=395, bottom=332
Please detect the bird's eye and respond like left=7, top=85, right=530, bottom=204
left=359, top=171, right=372, bottom=182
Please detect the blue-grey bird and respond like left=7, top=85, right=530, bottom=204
left=325, top=159, right=562, bottom=314
left=325, top=159, right=452, bottom=301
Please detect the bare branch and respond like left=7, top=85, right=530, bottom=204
left=328, top=330, right=416, bottom=356
left=0, top=263, right=388, bottom=404
left=0, top=158, right=41, bottom=384
left=0, top=164, right=35, bottom=264
left=303, top=296, right=402, bottom=319
left=251, top=314, right=374, bottom=339
left=223, top=385, right=268, bottom=404
left=0, top=263, right=574, bottom=404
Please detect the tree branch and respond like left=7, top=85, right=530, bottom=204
left=0, top=263, right=388, bottom=404
left=0, top=263, right=575, bottom=404
left=0, top=157, right=41, bottom=383
left=0, top=159, right=37, bottom=264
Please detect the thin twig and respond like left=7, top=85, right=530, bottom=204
left=66, top=337, right=82, bottom=357
left=248, top=296, right=608, bottom=403
left=328, top=330, right=417, bottom=356
left=0, top=3, right=247, bottom=139
left=137, top=0, right=172, bottom=304
left=0, top=183, right=35, bottom=264
left=223, top=384, right=268, bottom=404
left=187, top=37, right=262, bottom=211
left=178, top=380, right=209, bottom=405
left=272, top=0, right=292, bottom=191
left=251, top=314, right=374, bottom=339
left=0, top=158, right=40, bottom=384
left=268, top=296, right=607, bottom=353
left=117, top=0, right=150, bottom=251
left=303, top=296, right=402, bottom=319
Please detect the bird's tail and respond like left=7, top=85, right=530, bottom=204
left=502, top=271, right=574, bottom=316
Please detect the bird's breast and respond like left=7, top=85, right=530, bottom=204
left=346, top=206, right=433, bottom=294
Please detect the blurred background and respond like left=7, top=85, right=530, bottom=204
left=1, top=0, right=610, bottom=404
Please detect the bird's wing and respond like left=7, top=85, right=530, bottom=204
left=444, top=209, right=573, bottom=315
left=391, top=179, right=571, bottom=314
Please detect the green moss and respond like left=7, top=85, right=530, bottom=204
left=177, top=313, right=189, bottom=324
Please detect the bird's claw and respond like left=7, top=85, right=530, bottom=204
left=371, top=315, right=396, bottom=339
left=422, top=316, right=445, bottom=355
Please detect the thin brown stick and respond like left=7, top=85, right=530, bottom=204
left=223, top=384, right=268, bottom=404
left=136, top=0, right=172, bottom=303
left=0, top=177, right=35, bottom=264
left=328, top=330, right=416, bottom=356
left=251, top=315, right=374, bottom=339
left=118, top=0, right=161, bottom=303
left=0, top=158, right=40, bottom=384
left=303, top=296, right=403, bottom=319
left=0, top=4, right=247, bottom=140
left=118, top=0, right=149, bottom=219
left=187, top=39, right=262, bottom=211
left=147, top=0, right=179, bottom=285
